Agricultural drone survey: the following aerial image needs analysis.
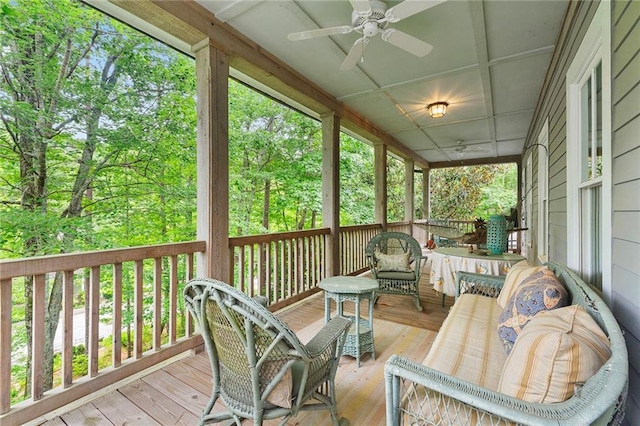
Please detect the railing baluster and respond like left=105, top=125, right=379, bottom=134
left=89, top=266, right=100, bottom=378
left=265, top=242, right=271, bottom=301
left=249, top=245, right=255, bottom=297
left=32, top=274, right=46, bottom=400
left=0, top=279, right=11, bottom=413
left=62, top=270, right=74, bottom=388
left=186, top=253, right=194, bottom=337
left=287, top=239, right=293, bottom=297
left=134, top=260, right=144, bottom=359
left=153, top=258, right=162, bottom=351
left=169, top=255, right=178, bottom=344
left=237, top=246, right=245, bottom=291
left=273, top=241, right=279, bottom=302
left=113, top=263, right=123, bottom=367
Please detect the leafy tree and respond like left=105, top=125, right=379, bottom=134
left=0, top=0, right=196, bottom=395
left=228, top=80, right=322, bottom=235
left=473, top=164, right=517, bottom=218
left=387, top=156, right=405, bottom=222
left=430, top=164, right=516, bottom=220
left=339, top=134, right=375, bottom=225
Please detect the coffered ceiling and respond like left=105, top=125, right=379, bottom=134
left=191, top=1, right=569, bottom=164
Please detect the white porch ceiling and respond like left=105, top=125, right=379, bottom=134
left=194, top=0, right=568, bottom=164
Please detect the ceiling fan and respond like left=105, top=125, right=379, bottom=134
left=444, top=141, right=490, bottom=158
left=287, top=0, right=446, bottom=71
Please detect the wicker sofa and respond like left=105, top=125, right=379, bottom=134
left=384, top=261, right=628, bottom=425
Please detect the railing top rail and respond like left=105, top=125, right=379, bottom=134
left=229, top=228, right=330, bottom=246
left=387, top=221, right=411, bottom=226
left=0, top=241, right=206, bottom=280
left=339, top=223, right=382, bottom=232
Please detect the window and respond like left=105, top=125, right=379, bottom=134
left=566, top=2, right=611, bottom=294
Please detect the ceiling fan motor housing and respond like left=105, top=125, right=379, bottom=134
left=352, top=0, right=388, bottom=36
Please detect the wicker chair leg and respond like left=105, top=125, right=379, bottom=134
left=413, top=295, right=423, bottom=312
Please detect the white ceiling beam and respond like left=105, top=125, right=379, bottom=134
left=214, top=0, right=263, bottom=23
left=337, top=45, right=554, bottom=102
left=468, top=0, right=497, bottom=156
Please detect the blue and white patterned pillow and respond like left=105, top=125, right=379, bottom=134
left=497, top=269, right=569, bottom=354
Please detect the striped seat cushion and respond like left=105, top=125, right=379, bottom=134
left=407, top=294, right=510, bottom=425
left=423, top=294, right=507, bottom=390
left=498, top=305, right=611, bottom=403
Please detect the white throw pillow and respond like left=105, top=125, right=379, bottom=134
left=376, top=251, right=412, bottom=272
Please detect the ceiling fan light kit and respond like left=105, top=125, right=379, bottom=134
left=287, top=0, right=446, bottom=70
left=427, top=101, right=448, bottom=118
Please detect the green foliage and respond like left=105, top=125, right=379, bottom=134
left=339, top=134, right=375, bottom=225
left=430, top=164, right=517, bottom=220
left=72, top=345, right=89, bottom=378
left=473, top=164, right=517, bottom=218
left=387, top=156, right=406, bottom=222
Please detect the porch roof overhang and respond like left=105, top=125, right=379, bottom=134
left=85, top=0, right=570, bottom=169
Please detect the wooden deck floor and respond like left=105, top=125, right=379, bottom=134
left=38, top=270, right=452, bottom=426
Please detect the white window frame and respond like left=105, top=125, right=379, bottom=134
left=566, top=1, right=612, bottom=298
left=537, top=119, right=549, bottom=263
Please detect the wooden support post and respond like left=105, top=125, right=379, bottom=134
left=374, top=143, right=387, bottom=230
left=405, top=159, right=415, bottom=230
left=194, top=39, right=231, bottom=282
left=321, top=112, right=340, bottom=277
left=422, top=166, right=430, bottom=221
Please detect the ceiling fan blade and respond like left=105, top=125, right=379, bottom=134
left=287, top=25, right=354, bottom=41
left=340, top=37, right=369, bottom=71
left=385, top=0, right=447, bottom=22
left=382, top=29, right=433, bottom=57
left=349, top=0, right=372, bottom=14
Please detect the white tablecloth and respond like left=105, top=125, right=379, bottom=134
left=429, top=248, right=525, bottom=296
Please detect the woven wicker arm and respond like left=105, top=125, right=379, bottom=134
left=184, top=278, right=352, bottom=426
left=366, top=231, right=425, bottom=311
left=455, top=271, right=506, bottom=299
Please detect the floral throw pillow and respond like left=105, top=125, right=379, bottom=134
left=497, top=269, right=569, bottom=354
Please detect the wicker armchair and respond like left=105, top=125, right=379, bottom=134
left=184, top=278, right=352, bottom=425
left=366, top=232, right=426, bottom=311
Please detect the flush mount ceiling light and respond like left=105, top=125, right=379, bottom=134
left=426, top=101, right=448, bottom=118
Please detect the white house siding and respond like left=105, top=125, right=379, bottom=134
left=524, top=1, right=638, bottom=422
left=612, top=0, right=640, bottom=423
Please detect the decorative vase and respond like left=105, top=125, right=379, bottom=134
left=486, top=214, right=507, bottom=254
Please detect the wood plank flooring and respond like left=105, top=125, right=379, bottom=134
left=39, top=270, right=450, bottom=426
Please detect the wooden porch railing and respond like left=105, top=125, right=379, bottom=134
left=228, top=222, right=422, bottom=312
left=339, top=223, right=381, bottom=276
left=0, top=241, right=205, bottom=425
left=0, top=221, right=429, bottom=424
left=229, top=228, right=330, bottom=312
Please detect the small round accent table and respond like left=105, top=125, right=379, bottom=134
left=319, top=276, right=379, bottom=367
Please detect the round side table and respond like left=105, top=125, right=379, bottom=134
left=319, top=276, right=379, bottom=367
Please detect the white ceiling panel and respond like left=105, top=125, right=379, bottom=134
left=490, top=53, right=553, bottom=115
left=420, top=119, right=492, bottom=147
left=390, top=129, right=437, bottom=151
left=343, top=93, right=408, bottom=131
left=496, top=139, right=526, bottom=156
left=495, top=112, right=535, bottom=141
left=484, top=0, right=569, bottom=60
